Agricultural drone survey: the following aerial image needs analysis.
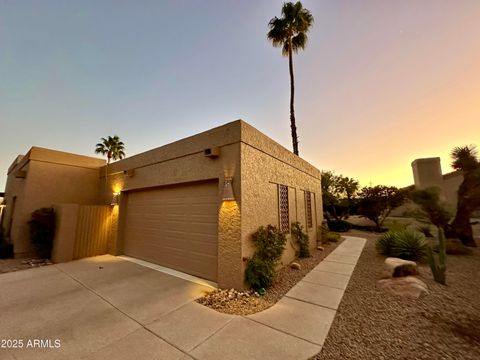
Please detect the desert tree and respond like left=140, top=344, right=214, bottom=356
left=448, top=145, right=480, bottom=247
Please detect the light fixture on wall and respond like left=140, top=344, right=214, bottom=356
left=222, top=177, right=235, bottom=201
left=111, top=192, right=120, bottom=206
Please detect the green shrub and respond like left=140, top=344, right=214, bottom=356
left=390, top=230, right=429, bottom=261
left=29, top=208, right=55, bottom=259
left=0, top=228, right=13, bottom=258
left=245, top=225, right=286, bottom=290
left=251, top=225, right=286, bottom=262
left=384, top=219, right=410, bottom=232
left=245, top=256, right=275, bottom=290
left=319, top=224, right=341, bottom=243
left=291, top=222, right=310, bottom=258
left=377, top=230, right=429, bottom=261
left=376, top=232, right=397, bottom=256
left=327, top=219, right=351, bottom=232
left=0, top=242, right=13, bottom=259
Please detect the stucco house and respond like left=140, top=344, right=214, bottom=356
left=411, top=157, right=463, bottom=212
left=1, top=120, right=322, bottom=289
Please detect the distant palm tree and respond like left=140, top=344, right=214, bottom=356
left=449, top=145, right=479, bottom=247
left=268, top=1, right=314, bottom=156
left=95, top=135, right=126, bottom=181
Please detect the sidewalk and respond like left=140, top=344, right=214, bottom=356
left=146, top=236, right=367, bottom=360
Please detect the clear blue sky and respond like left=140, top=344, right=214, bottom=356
left=1, top=0, right=479, bottom=192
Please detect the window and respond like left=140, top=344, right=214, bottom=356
left=278, top=184, right=289, bottom=233
left=305, top=191, right=313, bottom=228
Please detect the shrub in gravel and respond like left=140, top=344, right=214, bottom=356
left=291, top=222, right=310, bottom=258
left=376, top=232, right=397, bottom=256
left=28, top=207, right=55, bottom=259
left=245, top=256, right=276, bottom=289
left=327, top=219, right=351, bottom=232
left=320, top=224, right=341, bottom=243
left=245, top=225, right=286, bottom=290
left=377, top=230, right=429, bottom=261
left=390, top=230, right=429, bottom=261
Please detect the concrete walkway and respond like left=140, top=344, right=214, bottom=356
left=1, top=236, right=365, bottom=360
left=187, top=236, right=366, bottom=360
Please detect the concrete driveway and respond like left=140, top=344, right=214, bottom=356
left=0, top=237, right=366, bottom=360
left=0, top=255, right=213, bottom=360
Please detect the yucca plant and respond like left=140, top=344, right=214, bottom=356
left=390, top=230, right=429, bottom=261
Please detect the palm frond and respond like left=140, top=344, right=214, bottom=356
left=451, top=145, right=479, bottom=171
left=291, top=32, right=307, bottom=52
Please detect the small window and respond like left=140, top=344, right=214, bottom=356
left=278, top=184, right=289, bottom=233
left=305, top=191, right=313, bottom=228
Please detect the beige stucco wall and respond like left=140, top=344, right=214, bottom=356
left=51, top=204, right=80, bottom=263
left=3, top=147, right=104, bottom=256
left=239, top=121, right=322, bottom=281
left=100, top=120, right=322, bottom=289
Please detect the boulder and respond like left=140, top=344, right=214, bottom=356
left=383, top=257, right=418, bottom=278
left=317, top=246, right=325, bottom=251
left=377, top=276, right=428, bottom=299
left=290, top=262, right=301, bottom=270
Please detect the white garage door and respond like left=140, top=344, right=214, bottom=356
left=122, top=181, right=218, bottom=281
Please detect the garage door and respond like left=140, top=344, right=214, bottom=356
left=122, top=181, right=219, bottom=281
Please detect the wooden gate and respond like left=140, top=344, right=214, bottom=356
left=73, top=205, right=113, bottom=259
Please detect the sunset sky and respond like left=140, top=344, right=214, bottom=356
left=1, top=0, right=479, bottom=192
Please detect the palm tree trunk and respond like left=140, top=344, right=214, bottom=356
left=288, top=41, right=299, bottom=156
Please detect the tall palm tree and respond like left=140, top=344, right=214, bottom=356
left=268, top=1, right=314, bottom=156
left=95, top=135, right=126, bottom=181
left=449, top=145, right=479, bottom=247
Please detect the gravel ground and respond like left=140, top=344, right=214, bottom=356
left=197, top=238, right=343, bottom=315
left=0, top=258, right=52, bottom=273
left=314, top=230, right=480, bottom=360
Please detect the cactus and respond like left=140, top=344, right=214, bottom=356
left=426, top=227, right=446, bottom=285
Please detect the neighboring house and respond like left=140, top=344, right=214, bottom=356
left=411, top=157, right=463, bottom=212
left=1, top=120, right=322, bottom=289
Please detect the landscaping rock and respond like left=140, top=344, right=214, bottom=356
left=317, top=246, right=325, bottom=251
left=290, top=262, right=301, bottom=270
left=383, top=257, right=418, bottom=278
left=377, top=276, right=428, bottom=299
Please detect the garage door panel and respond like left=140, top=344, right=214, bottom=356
left=123, top=181, right=219, bottom=281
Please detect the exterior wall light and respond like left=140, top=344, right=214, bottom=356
left=111, top=192, right=120, bottom=206
left=222, top=177, right=235, bottom=201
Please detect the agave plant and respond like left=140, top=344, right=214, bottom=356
left=376, top=232, right=397, bottom=256
left=390, top=230, right=429, bottom=261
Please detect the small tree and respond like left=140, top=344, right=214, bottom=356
left=358, top=185, right=407, bottom=231
left=321, top=171, right=359, bottom=220
left=411, top=187, right=451, bottom=284
left=448, top=145, right=480, bottom=247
